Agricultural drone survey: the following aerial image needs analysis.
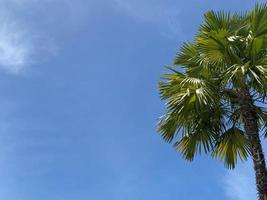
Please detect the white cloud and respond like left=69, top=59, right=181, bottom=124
left=0, top=0, right=92, bottom=74
left=0, top=0, right=181, bottom=73
left=0, top=1, right=51, bottom=74
left=0, top=15, right=32, bottom=74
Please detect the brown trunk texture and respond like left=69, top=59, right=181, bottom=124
left=239, top=89, right=267, bottom=200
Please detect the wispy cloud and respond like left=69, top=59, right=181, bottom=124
left=0, top=14, right=33, bottom=74
left=0, top=1, right=52, bottom=74
left=0, top=0, right=183, bottom=73
left=0, top=0, right=93, bottom=74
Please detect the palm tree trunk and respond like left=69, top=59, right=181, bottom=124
left=239, top=89, right=267, bottom=200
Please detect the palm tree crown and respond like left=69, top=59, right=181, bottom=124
left=158, top=4, right=267, bottom=169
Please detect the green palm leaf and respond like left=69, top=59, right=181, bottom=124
left=212, top=127, right=250, bottom=169
left=158, top=3, right=267, bottom=170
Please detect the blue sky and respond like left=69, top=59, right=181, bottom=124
left=0, top=0, right=265, bottom=200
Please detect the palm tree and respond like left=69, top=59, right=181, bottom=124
left=158, top=4, right=267, bottom=200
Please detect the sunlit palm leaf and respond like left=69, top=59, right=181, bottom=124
left=158, top=3, right=267, bottom=169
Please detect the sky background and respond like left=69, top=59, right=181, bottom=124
left=0, top=0, right=266, bottom=200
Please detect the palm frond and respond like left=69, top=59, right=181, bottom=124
left=174, top=42, right=198, bottom=66
left=212, top=127, right=250, bottom=169
left=157, top=3, right=267, bottom=169
left=200, top=10, right=232, bottom=32
left=174, top=130, right=216, bottom=161
left=249, top=3, right=267, bottom=37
